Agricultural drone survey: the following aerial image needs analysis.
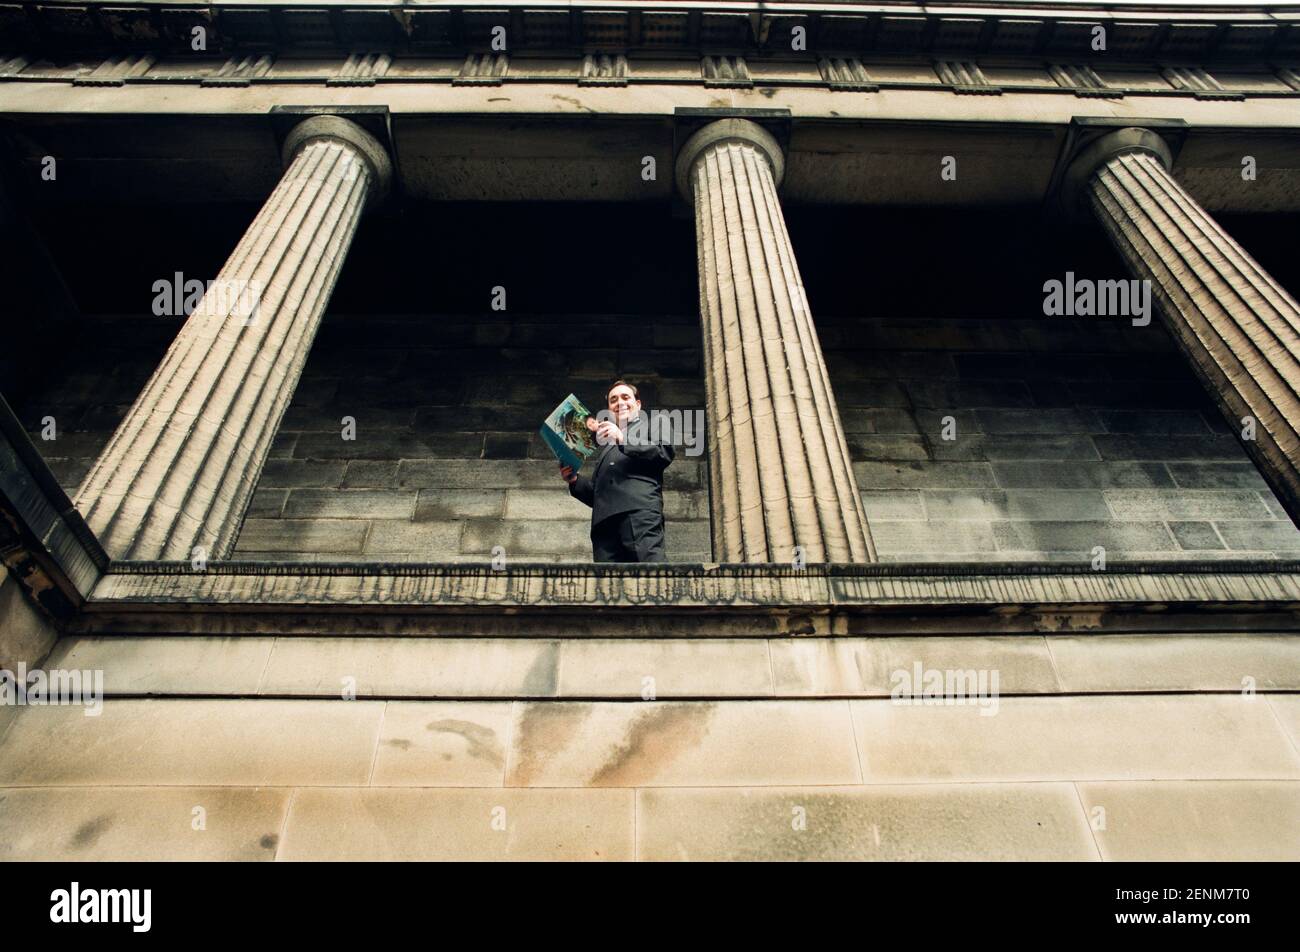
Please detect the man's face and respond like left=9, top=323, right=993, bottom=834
left=607, top=385, right=641, bottom=425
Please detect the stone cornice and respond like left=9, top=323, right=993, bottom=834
left=5, top=52, right=1298, bottom=107
left=2, top=1, right=1298, bottom=63
left=89, top=560, right=1300, bottom=613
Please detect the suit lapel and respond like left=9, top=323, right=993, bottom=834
left=591, top=443, right=615, bottom=480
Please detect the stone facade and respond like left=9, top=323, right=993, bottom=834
left=4, top=0, right=1300, bottom=864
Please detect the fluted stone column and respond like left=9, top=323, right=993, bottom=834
left=77, top=116, right=391, bottom=560
left=676, top=119, right=876, bottom=563
left=1065, top=127, right=1300, bottom=525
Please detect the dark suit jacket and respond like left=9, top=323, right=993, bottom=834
left=569, top=435, right=675, bottom=527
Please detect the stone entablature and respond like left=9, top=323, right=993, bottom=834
left=2, top=2, right=1299, bottom=63
left=4, top=52, right=1300, bottom=101
left=82, top=561, right=1300, bottom=636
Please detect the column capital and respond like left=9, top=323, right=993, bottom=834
left=282, top=115, right=393, bottom=202
left=1060, top=126, right=1173, bottom=220
left=674, top=118, right=785, bottom=202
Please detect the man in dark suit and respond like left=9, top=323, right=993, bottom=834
left=559, top=380, right=674, bottom=563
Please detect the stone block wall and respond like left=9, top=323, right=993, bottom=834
left=13, top=311, right=1300, bottom=564
left=822, top=314, right=1300, bottom=561
left=8, top=317, right=173, bottom=491
left=228, top=312, right=711, bottom=562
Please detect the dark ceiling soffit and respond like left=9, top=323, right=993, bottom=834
left=0, top=393, right=108, bottom=619
left=1, top=3, right=1297, bottom=63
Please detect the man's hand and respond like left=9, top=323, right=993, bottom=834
left=559, top=465, right=578, bottom=485
left=595, top=420, right=625, bottom=445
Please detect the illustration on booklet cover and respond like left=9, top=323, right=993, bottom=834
left=540, top=393, right=600, bottom=471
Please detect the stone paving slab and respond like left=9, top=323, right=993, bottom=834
left=372, top=701, right=512, bottom=786
left=277, top=787, right=634, bottom=861
left=46, top=635, right=275, bottom=695
left=2, top=694, right=1297, bottom=859
left=505, top=700, right=862, bottom=787
left=1266, top=695, right=1300, bottom=750
left=850, top=695, right=1300, bottom=783
left=0, top=704, right=17, bottom=747
left=0, top=786, right=291, bottom=861
left=1077, top=780, right=1300, bottom=861
left=259, top=637, right=560, bottom=697
left=769, top=636, right=1061, bottom=696
left=635, top=784, right=1100, bottom=861
left=40, top=634, right=1300, bottom=699
left=4, top=696, right=1298, bottom=795
left=556, top=639, right=773, bottom=697
left=235, top=519, right=368, bottom=554
left=4, top=780, right=1296, bottom=860
left=1047, top=633, right=1300, bottom=692
left=0, top=700, right=385, bottom=787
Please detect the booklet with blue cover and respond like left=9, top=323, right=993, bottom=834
left=540, top=393, right=599, bottom=471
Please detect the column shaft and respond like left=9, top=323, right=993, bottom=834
left=76, top=119, right=387, bottom=560
left=1086, top=148, right=1300, bottom=523
left=684, top=122, right=875, bottom=563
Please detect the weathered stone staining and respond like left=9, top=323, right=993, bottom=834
left=1066, top=127, right=1300, bottom=525
left=676, top=119, right=876, bottom=564
left=75, top=116, right=393, bottom=561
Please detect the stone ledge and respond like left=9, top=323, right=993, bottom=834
left=87, top=560, right=1300, bottom=613
left=43, top=633, right=1300, bottom=698
left=5, top=697, right=1295, bottom=790
left=0, top=395, right=108, bottom=616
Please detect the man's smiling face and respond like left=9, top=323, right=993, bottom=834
left=607, top=384, right=641, bottom=426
